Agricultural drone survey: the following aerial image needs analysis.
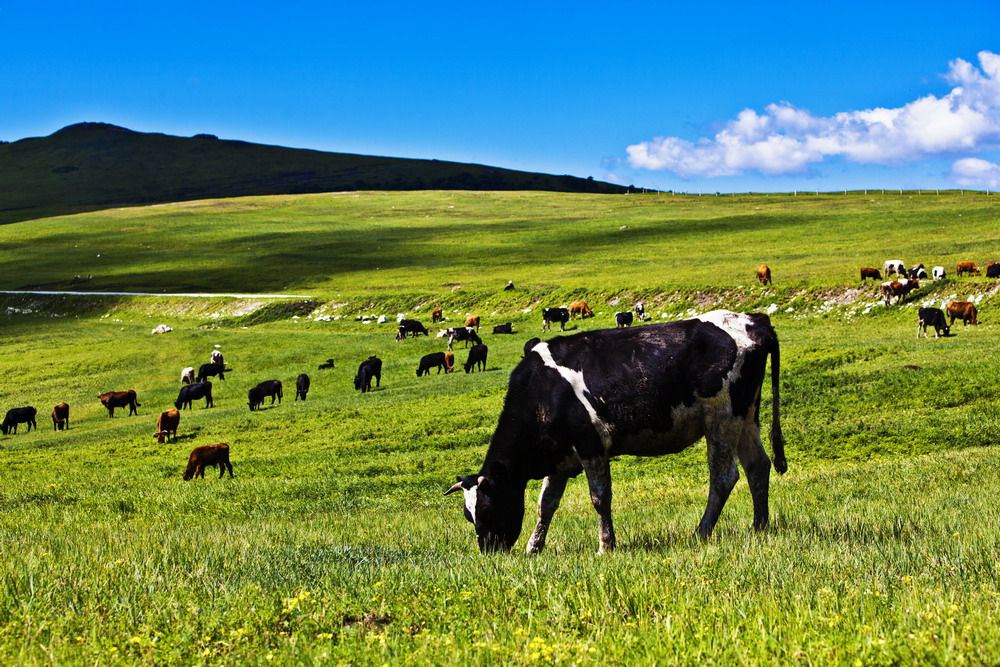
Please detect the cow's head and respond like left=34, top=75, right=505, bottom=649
left=446, top=463, right=524, bottom=553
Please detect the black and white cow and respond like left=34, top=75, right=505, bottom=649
left=932, top=266, right=946, bottom=280
left=542, top=307, right=569, bottom=332
left=614, top=311, right=634, bottom=327
left=917, top=308, right=950, bottom=338
left=446, top=327, right=482, bottom=350
left=295, top=373, right=310, bottom=400
left=635, top=303, right=646, bottom=321
left=446, top=310, right=787, bottom=554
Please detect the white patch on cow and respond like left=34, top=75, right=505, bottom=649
left=463, top=485, right=478, bottom=524
left=696, top=310, right=755, bottom=350
left=532, top=343, right=612, bottom=449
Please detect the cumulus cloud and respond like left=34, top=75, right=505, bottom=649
left=627, top=51, right=1000, bottom=178
left=950, top=157, right=1000, bottom=188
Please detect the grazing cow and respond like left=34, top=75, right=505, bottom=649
left=884, top=259, right=906, bottom=277
left=881, top=279, right=919, bottom=306
left=446, top=310, right=786, bottom=554
left=154, top=409, right=181, bottom=443
left=523, top=337, right=541, bottom=357
left=956, top=261, right=981, bottom=277
left=917, top=308, right=950, bottom=338
left=1, top=407, right=37, bottom=435
left=174, top=382, right=214, bottom=410
left=946, top=300, right=979, bottom=326
left=447, top=327, right=482, bottom=350
left=444, top=351, right=455, bottom=373
left=615, top=311, right=634, bottom=327
left=180, top=367, right=195, bottom=384
left=492, top=323, right=514, bottom=335
left=986, top=262, right=1000, bottom=278
left=504, top=280, right=515, bottom=291
left=542, top=307, right=570, bottom=332
left=396, top=319, right=429, bottom=341
left=354, top=357, right=382, bottom=393
left=431, top=307, right=444, bottom=323
left=98, top=390, right=140, bottom=417
left=908, top=266, right=928, bottom=279
left=195, top=363, right=230, bottom=383
left=295, top=373, right=310, bottom=401
left=932, top=266, right=946, bottom=280
left=464, top=344, right=489, bottom=373
left=253, top=380, right=283, bottom=407
left=211, top=350, right=224, bottom=366
left=183, top=443, right=233, bottom=480
left=52, top=403, right=70, bottom=431
left=465, top=315, right=481, bottom=331
left=756, top=264, right=772, bottom=285
left=860, top=267, right=882, bottom=282
left=247, top=386, right=264, bottom=411
left=317, top=359, right=336, bottom=370
left=568, top=301, right=593, bottom=319
left=417, top=352, right=450, bottom=376
left=635, top=303, right=646, bottom=321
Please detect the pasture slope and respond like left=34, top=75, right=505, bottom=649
left=0, top=190, right=999, bottom=665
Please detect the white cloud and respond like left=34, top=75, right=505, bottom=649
left=627, top=51, right=1000, bottom=178
left=950, top=157, right=1000, bottom=188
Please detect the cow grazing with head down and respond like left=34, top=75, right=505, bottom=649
left=98, top=390, right=140, bottom=417
left=917, top=308, right=950, bottom=338
left=946, top=300, right=979, bottom=326
left=881, top=279, right=919, bottom=306
left=568, top=301, right=593, bottom=319
left=464, top=344, right=488, bottom=373
left=956, top=261, right=981, bottom=277
left=986, top=262, right=1000, bottom=279
left=396, top=319, right=429, bottom=341
left=884, top=259, right=906, bottom=277
left=255, top=380, right=283, bottom=407
left=756, top=264, right=772, bottom=285
left=932, top=266, right=946, bottom=280
left=175, top=382, right=213, bottom=410
left=183, top=444, right=233, bottom=480
left=154, top=409, right=181, bottom=443
left=492, top=323, right=514, bottom=335
left=446, top=310, right=786, bottom=554
left=354, top=357, right=382, bottom=393
left=295, top=373, right=310, bottom=400
left=860, top=267, right=882, bottom=282
left=615, top=311, right=634, bottom=327
left=52, top=403, right=70, bottom=431
left=417, top=352, right=450, bottom=376
left=908, top=265, right=928, bottom=280
left=445, top=327, right=482, bottom=350
left=465, top=315, right=481, bottom=331
left=1, top=407, right=37, bottom=435
left=542, top=307, right=569, bottom=332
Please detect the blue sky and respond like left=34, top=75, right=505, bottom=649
left=4, top=1, right=1000, bottom=192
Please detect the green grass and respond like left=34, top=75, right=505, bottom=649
left=1, top=190, right=999, bottom=664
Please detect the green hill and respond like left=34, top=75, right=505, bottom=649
left=0, top=123, right=632, bottom=224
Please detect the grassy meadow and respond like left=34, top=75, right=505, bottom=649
left=1, top=190, right=999, bottom=664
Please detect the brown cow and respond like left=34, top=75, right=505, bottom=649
left=881, top=279, right=920, bottom=306
left=51, top=403, right=70, bottom=431
left=444, top=351, right=455, bottom=373
left=756, top=264, right=772, bottom=285
left=956, top=261, right=981, bottom=277
left=946, top=300, right=979, bottom=326
left=464, top=315, right=481, bottom=331
left=568, top=301, right=594, bottom=319
left=153, top=409, right=181, bottom=444
left=860, top=267, right=882, bottom=282
left=98, top=390, right=141, bottom=417
left=431, top=307, right=444, bottom=323
left=183, top=443, right=233, bottom=480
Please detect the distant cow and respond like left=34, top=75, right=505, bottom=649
left=211, top=350, right=224, bottom=366
left=615, top=311, right=634, bottom=327
left=417, top=352, right=450, bottom=376
left=986, top=262, right=1000, bottom=278
left=195, top=363, right=230, bottom=382
left=317, top=359, right=335, bottom=370
left=492, top=323, right=514, bottom=334
left=542, top=307, right=569, bottom=332
left=884, top=259, right=906, bottom=277
left=504, top=280, right=515, bottom=291
left=183, top=443, right=233, bottom=480
left=354, top=357, right=382, bottom=393
left=396, top=319, right=429, bottom=340
left=98, top=390, right=140, bottom=417
left=444, top=351, right=454, bottom=372
left=523, top=337, right=541, bottom=357
left=908, top=265, right=928, bottom=279
left=635, top=303, right=647, bottom=321
left=946, top=300, right=979, bottom=326
left=1, top=407, right=37, bottom=435
left=52, top=403, right=70, bottom=431
left=253, top=380, right=283, bottom=408
left=175, top=382, right=213, bottom=410
left=756, top=264, right=772, bottom=285
left=247, top=386, right=264, bottom=411
left=295, top=373, right=310, bottom=400
left=917, top=308, right=950, bottom=338
left=464, top=344, right=489, bottom=373
left=446, top=327, right=482, bottom=350
left=431, top=307, right=444, bottom=323
left=568, top=301, right=593, bottom=319
left=154, top=409, right=181, bottom=443
left=956, top=261, right=981, bottom=277
left=881, top=279, right=919, bottom=306
left=932, top=266, right=946, bottom=280
left=465, top=315, right=481, bottom=331
left=180, top=367, right=195, bottom=384
left=860, top=267, right=882, bottom=282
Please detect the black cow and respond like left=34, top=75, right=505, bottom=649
left=354, top=356, right=382, bottom=393
left=251, top=380, right=283, bottom=409
left=196, top=363, right=230, bottom=382
left=1, top=407, right=37, bottom=435
left=492, top=323, right=514, bottom=335
left=175, top=381, right=214, bottom=410
left=317, top=359, right=336, bottom=370
left=987, top=263, right=1000, bottom=279
left=447, top=326, right=482, bottom=350
left=917, top=308, right=950, bottom=338
left=247, top=386, right=264, bottom=411
left=523, top=337, right=541, bottom=357
left=464, top=344, right=489, bottom=373
left=417, top=352, right=449, bottom=376
left=295, top=373, right=310, bottom=400
left=446, top=310, right=787, bottom=554
left=396, top=319, right=429, bottom=341
left=542, top=307, right=569, bottom=332
left=615, top=311, right=634, bottom=327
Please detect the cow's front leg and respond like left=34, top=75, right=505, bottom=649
left=526, top=474, right=570, bottom=554
left=580, top=457, right=615, bottom=553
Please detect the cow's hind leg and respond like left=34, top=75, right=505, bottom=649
left=737, top=425, right=772, bottom=531
left=580, top=457, right=616, bottom=553
left=526, top=470, right=576, bottom=554
left=697, top=420, right=741, bottom=539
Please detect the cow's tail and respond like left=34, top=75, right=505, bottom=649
left=769, top=332, right=788, bottom=474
